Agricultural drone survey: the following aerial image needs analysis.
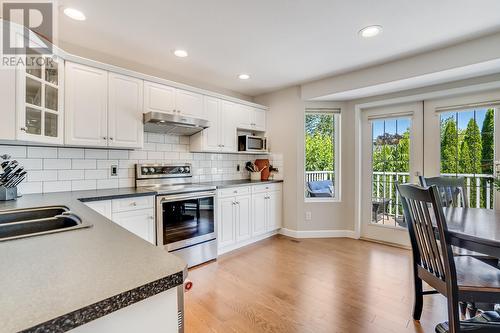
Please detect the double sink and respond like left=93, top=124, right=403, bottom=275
left=0, top=206, right=91, bottom=241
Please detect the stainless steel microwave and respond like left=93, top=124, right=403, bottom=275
left=238, top=135, right=267, bottom=152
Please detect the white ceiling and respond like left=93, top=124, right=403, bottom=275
left=57, top=0, right=500, bottom=97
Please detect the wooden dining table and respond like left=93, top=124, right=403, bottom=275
left=444, top=207, right=500, bottom=258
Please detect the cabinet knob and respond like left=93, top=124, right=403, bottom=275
left=103, top=136, right=107, bottom=140
left=20, top=127, right=27, bottom=132
left=109, top=137, right=114, bottom=140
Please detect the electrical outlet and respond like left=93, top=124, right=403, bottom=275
left=305, top=211, right=312, bottom=221
left=110, top=165, right=118, bottom=177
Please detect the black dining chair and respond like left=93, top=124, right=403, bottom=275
left=419, top=176, right=468, bottom=208
left=419, top=175, right=499, bottom=316
left=397, top=183, right=500, bottom=333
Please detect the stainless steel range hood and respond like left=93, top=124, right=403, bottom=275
left=143, top=112, right=210, bottom=136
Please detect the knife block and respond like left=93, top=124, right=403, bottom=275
left=0, top=186, right=17, bottom=201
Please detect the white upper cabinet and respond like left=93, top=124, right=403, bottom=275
left=108, top=73, right=144, bottom=148
left=65, top=62, right=108, bottom=147
left=16, top=54, right=65, bottom=144
left=220, top=100, right=238, bottom=152
left=144, top=81, right=203, bottom=118
left=143, top=81, right=176, bottom=114
left=65, top=62, right=144, bottom=149
left=175, top=89, right=203, bottom=118
left=190, top=96, right=237, bottom=153
left=253, top=108, right=266, bottom=131
left=201, top=96, right=221, bottom=151
left=237, top=105, right=266, bottom=132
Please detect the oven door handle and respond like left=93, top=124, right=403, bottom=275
left=158, top=191, right=216, bottom=203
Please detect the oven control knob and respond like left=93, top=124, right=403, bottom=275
left=184, top=167, right=190, bottom=173
left=142, top=167, right=149, bottom=174
left=149, top=168, right=155, bottom=173
left=179, top=167, right=185, bottom=173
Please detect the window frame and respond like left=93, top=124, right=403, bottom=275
left=303, top=109, right=341, bottom=203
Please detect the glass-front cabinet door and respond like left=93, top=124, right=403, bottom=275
left=16, top=53, right=64, bottom=144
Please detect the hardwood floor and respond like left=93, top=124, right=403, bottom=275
left=185, top=235, right=447, bottom=332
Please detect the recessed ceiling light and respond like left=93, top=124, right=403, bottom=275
left=359, top=25, right=383, bottom=38
left=238, top=74, right=250, bottom=80
left=63, top=8, right=86, bottom=21
left=174, top=49, right=188, bottom=58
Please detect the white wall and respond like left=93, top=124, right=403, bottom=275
left=0, top=133, right=283, bottom=194
left=254, top=87, right=302, bottom=230
left=255, top=89, right=355, bottom=232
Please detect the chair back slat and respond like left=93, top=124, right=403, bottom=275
left=397, top=184, right=457, bottom=287
left=419, top=176, right=468, bottom=208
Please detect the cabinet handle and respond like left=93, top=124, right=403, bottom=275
left=109, top=137, right=114, bottom=140
left=103, top=136, right=107, bottom=140
left=20, top=127, right=26, bottom=132
left=236, top=201, right=240, bottom=205
left=232, top=201, right=236, bottom=205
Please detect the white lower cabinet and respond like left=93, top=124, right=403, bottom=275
left=218, top=197, right=237, bottom=248
left=217, top=183, right=282, bottom=254
left=84, top=196, right=156, bottom=245
left=113, top=209, right=155, bottom=244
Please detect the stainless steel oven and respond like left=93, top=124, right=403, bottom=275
left=136, top=163, right=217, bottom=268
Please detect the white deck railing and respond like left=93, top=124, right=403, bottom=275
left=372, top=172, right=494, bottom=219
left=305, top=171, right=335, bottom=182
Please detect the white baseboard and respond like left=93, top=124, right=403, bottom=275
left=279, top=228, right=358, bottom=239
left=218, top=229, right=279, bottom=255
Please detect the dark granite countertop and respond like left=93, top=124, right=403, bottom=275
left=0, top=189, right=186, bottom=333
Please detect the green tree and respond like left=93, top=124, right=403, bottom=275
left=305, top=134, right=333, bottom=171
left=461, top=118, right=482, bottom=174
left=440, top=117, right=459, bottom=173
left=481, top=108, right=495, bottom=174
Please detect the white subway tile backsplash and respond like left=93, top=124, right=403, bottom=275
left=18, top=181, right=42, bottom=194
left=43, top=181, right=72, bottom=193
left=108, top=150, right=129, bottom=160
left=85, top=149, right=108, bottom=159
left=0, top=145, right=26, bottom=158
left=72, top=159, right=96, bottom=169
left=97, top=160, right=118, bottom=169
left=155, top=143, right=172, bottom=152
left=27, top=147, right=57, bottom=158
left=58, top=148, right=84, bottom=159
left=147, top=151, right=163, bottom=160
left=146, top=133, right=165, bottom=143
left=97, top=178, right=119, bottom=189
left=44, top=159, right=71, bottom=170
left=72, top=180, right=97, bottom=191
left=17, top=158, right=43, bottom=170
left=128, top=151, right=148, bottom=160
left=164, top=135, right=179, bottom=144
left=58, top=170, right=85, bottom=181
left=85, top=169, right=108, bottom=180
left=7, top=132, right=283, bottom=194
left=28, top=170, right=58, bottom=182
left=164, top=152, right=179, bottom=160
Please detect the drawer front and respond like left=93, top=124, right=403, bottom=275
left=218, top=186, right=251, bottom=198
left=252, top=183, right=282, bottom=194
left=112, top=196, right=154, bottom=212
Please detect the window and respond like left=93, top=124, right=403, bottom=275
left=440, top=107, right=496, bottom=209
left=304, top=109, right=340, bottom=200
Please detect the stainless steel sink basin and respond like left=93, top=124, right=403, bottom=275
left=0, top=206, right=91, bottom=241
